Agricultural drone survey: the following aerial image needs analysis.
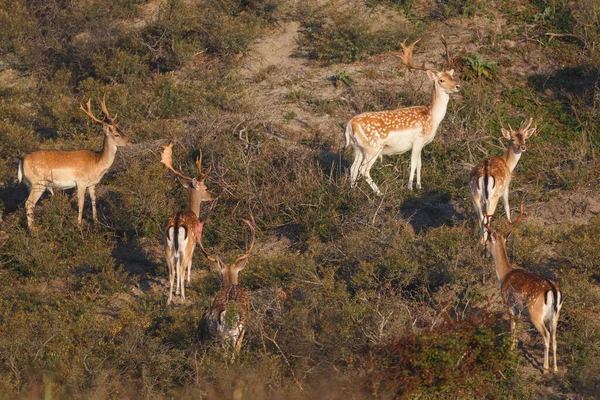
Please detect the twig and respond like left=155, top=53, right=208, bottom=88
left=264, top=334, right=304, bottom=391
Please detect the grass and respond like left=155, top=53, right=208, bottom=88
left=0, top=0, right=599, bottom=398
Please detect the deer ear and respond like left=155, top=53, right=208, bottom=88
left=524, top=127, right=536, bottom=139
left=177, top=176, right=190, bottom=188
left=427, top=70, right=437, bottom=80
left=501, top=128, right=511, bottom=140
left=449, top=69, right=455, bottom=77
left=235, top=258, right=249, bottom=272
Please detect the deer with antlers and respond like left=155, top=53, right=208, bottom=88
left=161, top=143, right=214, bottom=304
left=18, top=97, right=130, bottom=228
left=484, top=205, right=563, bottom=373
left=344, top=35, right=461, bottom=194
left=470, top=118, right=536, bottom=243
left=195, top=216, right=256, bottom=353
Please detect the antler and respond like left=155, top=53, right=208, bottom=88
left=80, top=99, right=105, bottom=124
left=195, top=150, right=212, bottom=181
left=399, top=38, right=433, bottom=72
left=160, top=143, right=194, bottom=182
left=99, top=94, right=118, bottom=126
left=520, top=117, right=534, bottom=132
left=234, top=214, right=256, bottom=265
left=195, top=220, right=219, bottom=263
left=440, top=34, right=453, bottom=69
left=80, top=96, right=119, bottom=127
left=502, top=204, right=529, bottom=235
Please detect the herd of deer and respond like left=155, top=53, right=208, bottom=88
left=16, top=36, right=563, bottom=372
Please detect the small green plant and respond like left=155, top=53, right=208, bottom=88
left=283, top=111, right=296, bottom=121
left=463, top=54, right=497, bottom=80
left=334, top=70, right=353, bottom=87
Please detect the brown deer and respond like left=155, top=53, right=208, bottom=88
left=195, top=216, right=256, bottom=352
left=345, top=35, right=461, bottom=194
left=18, top=97, right=130, bottom=228
left=161, top=143, right=214, bottom=304
left=470, top=118, right=536, bottom=243
left=485, top=206, right=563, bottom=373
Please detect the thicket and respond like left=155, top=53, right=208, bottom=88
left=0, top=0, right=599, bottom=398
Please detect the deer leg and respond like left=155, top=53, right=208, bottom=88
left=25, top=186, right=44, bottom=229
left=502, top=186, right=511, bottom=222
left=360, top=148, right=382, bottom=195
left=415, top=152, right=423, bottom=190
left=532, top=318, right=551, bottom=373
left=186, top=243, right=195, bottom=283
left=507, top=308, right=518, bottom=350
left=88, top=185, right=98, bottom=223
left=551, top=310, right=560, bottom=372
left=165, top=246, right=175, bottom=304
left=179, top=248, right=193, bottom=302
left=470, top=186, right=486, bottom=244
left=407, top=144, right=423, bottom=190
left=350, top=148, right=364, bottom=187
left=76, top=184, right=87, bottom=225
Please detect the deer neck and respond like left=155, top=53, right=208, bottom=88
left=429, top=84, right=450, bottom=129
left=223, top=267, right=238, bottom=287
left=490, top=244, right=514, bottom=283
left=98, top=134, right=119, bottom=168
left=186, top=188, right=202, bottom=218
left=504, top=144, right=522, bottom=172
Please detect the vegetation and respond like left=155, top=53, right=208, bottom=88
left=0, top=0, right=599, bottom=398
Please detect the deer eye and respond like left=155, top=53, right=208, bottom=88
left=439, top=79, right=445, bottom=83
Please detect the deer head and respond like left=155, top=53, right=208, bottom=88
left=502, top=117, right=536, bottom=153
left=398, top=34, right=460, bottom=94
left=80, top=96, right=130, bottom=146
left=195, top=215, right=256, bottom=287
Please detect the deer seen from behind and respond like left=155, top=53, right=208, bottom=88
left=345, top=35, right=461, bottom=194
left=161, top=143, right=214, bottom=304
left=195, top=216, right=256, bottom=353
left=18, top=97, right=130, bottom=229
left=470, top=118, right=536, bottom=243
left=484, top=206, right=563, bottom=374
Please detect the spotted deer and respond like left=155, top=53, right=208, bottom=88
left=470, top=118, right=536, bottom=243
left=18, top=97, right=130, bottom=228
left=485, top=206, right=563, bottom=373
left=345, top=35, right=461, bottom=194
left=161, top=143, right=214, bottom=304
left=195, top=216, right=256, bottom=353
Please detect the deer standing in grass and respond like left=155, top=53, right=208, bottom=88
left=18, top=98, right=130, bottom=228
left=470, top=118, right=536, bottom=243
left=345, top=36, right=461, bottom=194
left=161, top=143, right=214, bottom=304
left=485, top=206, right=563, bottom=374
left=195, top=216, right=256, bottom=353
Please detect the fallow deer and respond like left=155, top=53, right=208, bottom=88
left=195, top=216, right=256, bottom=353
left=485, top=206, right=563, bottom=373
left=470, top=118, right=536, bottom=243
left=161, top=143, right=214, bottom=304
left=345, top=35, right=461, bottom=194
left=18, top=97, right=130, bottom=228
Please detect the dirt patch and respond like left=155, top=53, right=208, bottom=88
left=528, top=190, right=600, bottom=226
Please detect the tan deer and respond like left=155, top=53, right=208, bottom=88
left=18, top=97, right=130, bottom=228
left=470, top=118, right=536, bottom=243
left=345, top=35, right=461, bottom=194
left=161, top=143, right=214, bottom=304
left=485, top=206, right=563, bottom=373
left=195, top=216, right=256, bottom=353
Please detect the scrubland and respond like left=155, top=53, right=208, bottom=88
left=0, top=0, right=599, bottom=398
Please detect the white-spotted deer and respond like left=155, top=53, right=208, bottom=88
left=18, top=97, right=130, bottom=228
left=345, top=35, right=461, bottom=194
left=161, top=143, right=214, bottom=304
left=485, top=205, right=563, bottom=373
left=195, top=216, right=256, bottom=353
left=470, top=118, right=536, bottom=243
